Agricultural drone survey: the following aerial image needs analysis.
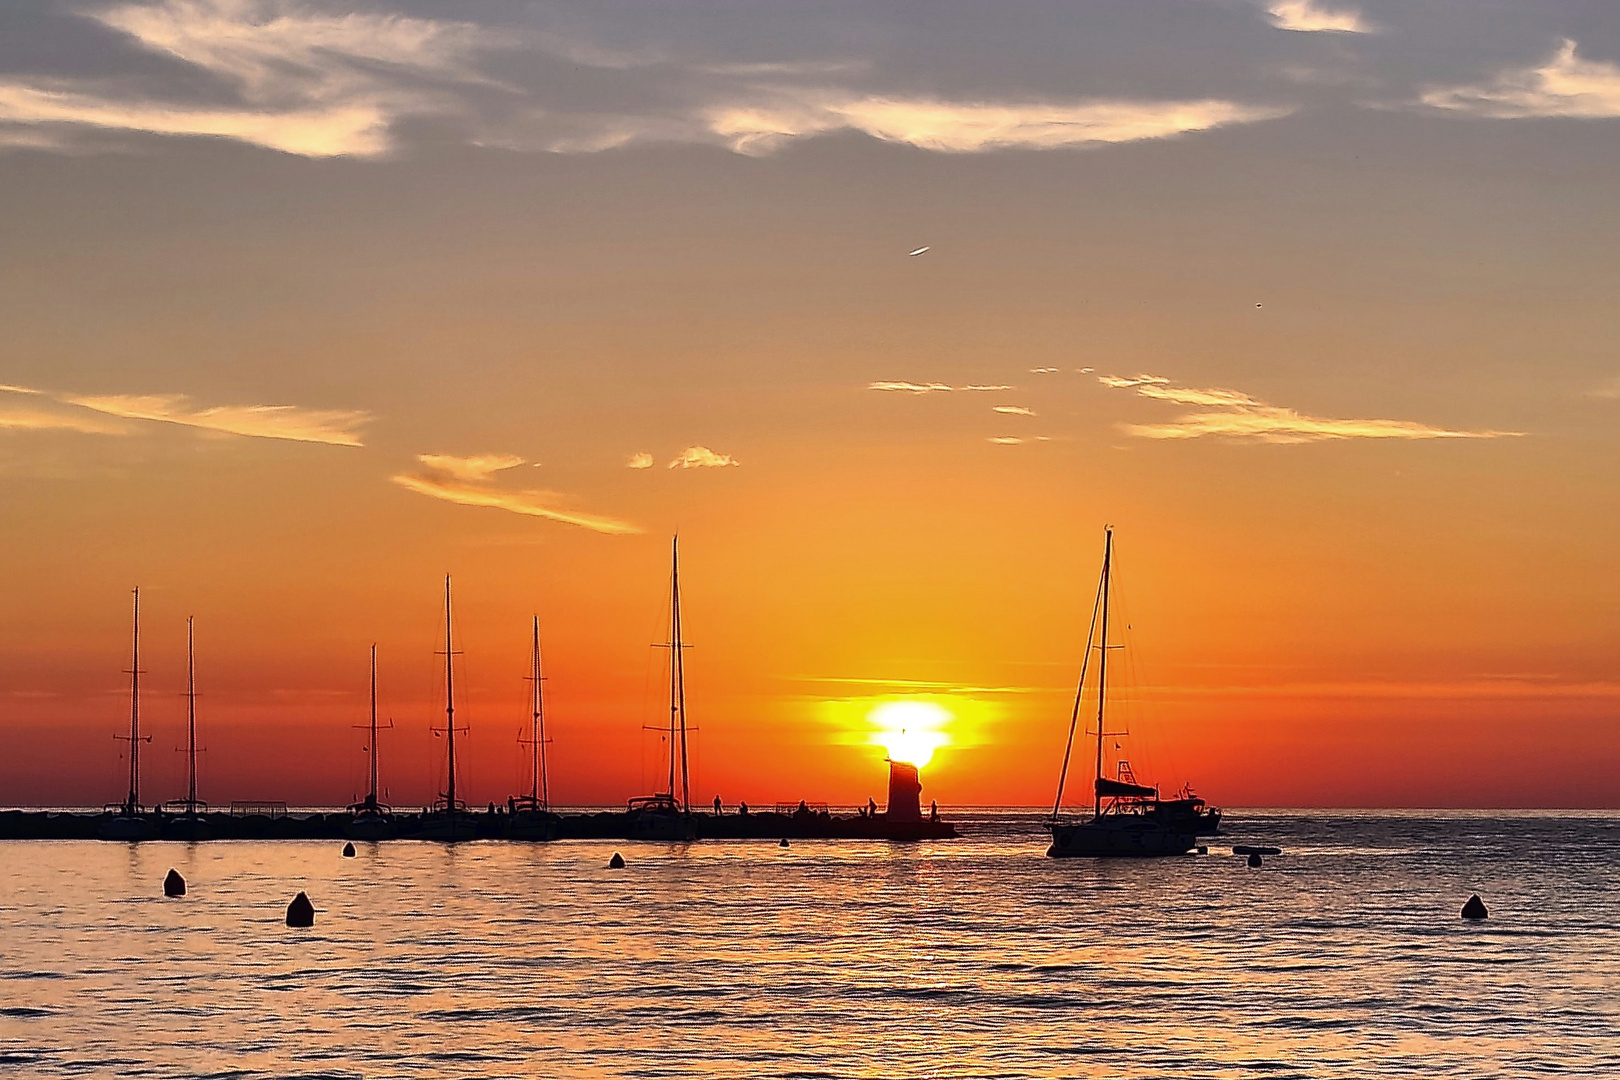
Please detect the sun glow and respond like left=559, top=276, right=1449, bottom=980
left=867, top=700, right=953, bottom=768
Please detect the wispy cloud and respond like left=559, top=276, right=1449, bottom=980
left=988, top=436, right=1024, bottom=445
left=1422, top=40, right=1620, bottom=119
left=413, top=453, right=525, bottom=482
left=0, top=0, right=488, bottom=157
left=1589, top=376, right=1620, bottom=400
left=1, top=383, right=368, bottom=445
left=708, top=91, right=1289, bottom=155
left=392, top=455, right=640, bottom=535
left=993, top=405, right=1036, bottom=416
left=1099, top=374, right=1520, bottom=443
left=1264, top=1, right=1370, bottom=34
left=669, top=445, right=739, bottom=468
left=0, top=405, right=129, bottom=435
left=626, top=451, right=654, bottom=469
left=869, top=381, right=1012, bottom=393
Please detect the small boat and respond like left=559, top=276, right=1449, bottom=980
left=1047, top=529, right=1198, bottom=858
left=625, top=537, right=697, bottom=843
left=505, top=616, right=559, bottom=841
left=344, top=645, right=397, bottom=841
left=100, top=587, right=156, bottom=842
left=419, top=576, right=476, bottom=842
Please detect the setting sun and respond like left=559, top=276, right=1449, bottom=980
left=867, top=700, right=953, bottom=769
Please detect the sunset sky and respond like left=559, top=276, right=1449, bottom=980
left=2, top=0, right=1617, bottom=809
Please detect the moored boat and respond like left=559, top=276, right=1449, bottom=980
left=100, top=587, right=156, bottom=842
left=1046, top=528, right=1199, bottom=859
left=505, top=615, right=560, bottom=841
left=420, top=575, right=473, bottom=842
left=344, top=645, right=397, bottom=841
left=625, top=537, right=698, bottom=843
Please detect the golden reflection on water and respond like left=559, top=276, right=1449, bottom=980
left=1, top=812, right=1618, bottom=1078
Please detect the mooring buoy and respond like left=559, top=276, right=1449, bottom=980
left=341, top=842, right=356, bottom=858
left=163, top=869, right=186, bottom=897
left=286, top=891, right=315, bottom=927
left=608, top=852, right=625, bottom=869
left=1461, top=894, right=1488, bottom=920
left=1247, top=853, right=1263, bottom=868
left=779, top=838, right=790, bottom=848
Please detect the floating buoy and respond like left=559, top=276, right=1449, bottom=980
left=341, top=842, right=356, bottom=858
left=1461, top=894, right=1488, bottom=920
left=286, top=891, right=315, bottom=927
left=608, top=852, right=625, bottom=869
left=163, top=869, right=186, bottom=897
left=779, top=838, right=790, bottom=848
left=1247, top=853, right=1263, bottom=868
left=1233, top=845, right=1282, bottom=856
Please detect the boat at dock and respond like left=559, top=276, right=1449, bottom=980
left=100, top=588, right=157, bottom=842
left=626, top=537, right=698, bottom=842
left=1047, top=528, right=1201, bottom=858
left=505, top=616, right=559, bottom=841
left=161, top=616, right=212, bottom=841
left=419, top=576, right=477, bottom=842
left=344, top=645, right=397, bottom=841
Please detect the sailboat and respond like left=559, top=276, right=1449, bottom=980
left=344, top=645, right=396, bottom=840
left=626, top=537, right=698, bottom=842
left=1047, top=529, right=1198, bottom=858
left=507, top=616, right=560, bottom=840
left=419, top=576, right=477, bottom=841
left=162, top=616, right=211, bottom=840
left=100, top=588, right=156, bottom=841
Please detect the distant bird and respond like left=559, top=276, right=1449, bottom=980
left=908, top=246, right=930, bottom=256
left=1255, top=303, right=1263, bottom=308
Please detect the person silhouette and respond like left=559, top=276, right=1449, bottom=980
left=713, top=795, right=723, bottom=815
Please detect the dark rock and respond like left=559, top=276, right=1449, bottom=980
left=608, top=852, right=625, bottom=869
left=1461, top=894, right=1488, bottom=920
left=341, top=842, right=356, bottom=858
left=163, top=869, right=186, bottom=897
left=1247, top=853, right=1262, bottom=868
left=779, top=838, right=790, bottom=848
left=286, top=891, right=315, bottom=927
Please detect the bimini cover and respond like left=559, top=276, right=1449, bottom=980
left=1096, top=777, right=1157, bottom=799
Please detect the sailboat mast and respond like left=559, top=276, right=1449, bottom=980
left=444, top=575, right=457, bottom=810
left=186, top=615, right=197, bottom=809
left=1093, top=528, right=1113, bottom=819
left=369, top=644, right=379, bottom=803
left=127, top=587, right=141, bottom=813
left=673, top=540, right=690, bottom=815
left=530, top=616, right=545, bottom=807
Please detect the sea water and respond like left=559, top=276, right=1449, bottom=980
left=2, top=810, right=1617, bottom=1078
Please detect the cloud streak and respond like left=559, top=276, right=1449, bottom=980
left=393, top=454, right=640, bottom=535
left=869, top=381, right=1012, bottom=393
left=1264, top=1, right=1370, bottom=34
left=1422, top=40, right=1620, bottom=119
left=0, top=0, right=489, bottom=157
left=2, top=383, right=368, bottom=445
left=709, top=92, right=1288, bottom=155
left=626, top=451, right=654, bottom=469
left=1099, top=374, right=1519, bottom=443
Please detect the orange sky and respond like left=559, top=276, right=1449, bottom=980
left=2, top=0, right=1618, bottom=809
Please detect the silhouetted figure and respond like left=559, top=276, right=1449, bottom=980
left=1462, top=894, right=1488, bottom=919
left=868, top=797, right=877, bottom=818
left=286, top=891, right=315, bottom=927
left=714, top=795, right=723, bottom=815
left=609, top=852, right=626, bottom=869
left=488, top=802, right=496, bottom=816
left=738, top=802, right=749, bottom=816
left=929, top=800, right=938, bottom=822
left=341, top=842, right=356, bottom=858
left=163, top=869, right=185, bottom=897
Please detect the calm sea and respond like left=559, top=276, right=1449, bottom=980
left=2, top=810, right=1617, bottom=1078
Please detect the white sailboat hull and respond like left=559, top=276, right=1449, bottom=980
left=1047, top=816, right=1195, bottom=858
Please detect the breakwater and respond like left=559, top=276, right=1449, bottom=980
left=0, top=808, right=958, bottom=842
